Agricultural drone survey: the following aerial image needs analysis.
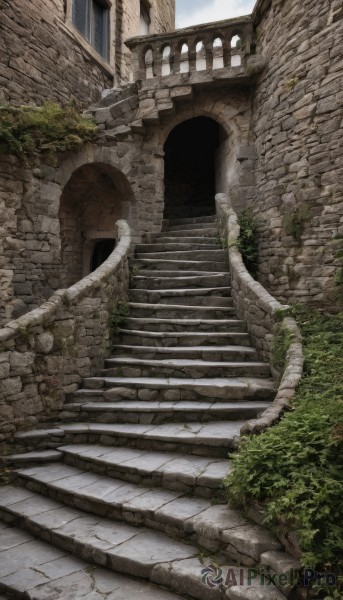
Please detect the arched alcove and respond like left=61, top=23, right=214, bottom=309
left=163, top=116, right=227, bottom=220
left=59, top=163, right=134, bottom=287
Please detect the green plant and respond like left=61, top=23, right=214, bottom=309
left=0, top=100, right=97, bottom=165
left=282, top=205, right=310, bottom=242
left=109, top=301, right=129, bottom=339
left=18, top=323, right=34, bottom=340
left=130, top=264, right=141, bottom=276
left=286, top=77, right=299, bottom=90
left=271, top=322, right=293, bottom=372
left=215, top=233, right=228, bottom=249
left=237, top=208, right=261, bottom=277
left=224, top=307, right=343, bottom=588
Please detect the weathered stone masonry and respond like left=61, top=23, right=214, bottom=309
left=1, top=0, right=342, bottom=326
left=0, top=0, right=175, bottom=106
left=252, top=0, right=343, bottom=306
left=0, top=220, right=130, bottom=442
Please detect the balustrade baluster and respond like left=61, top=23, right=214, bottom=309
left=171, top=42, right=181, bottom=75
left=125, top=19, right=255, bottom=81
left=188, top=40, right=196, bottom=73
left=204, top=38, right=213, bottom=70
left=153, top=46, right=162, bottom=77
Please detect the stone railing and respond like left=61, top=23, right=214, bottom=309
left=216, top=194, right=304, bottom=435
left=126, top=16, right=255, bottom=83
left=0, top=220, right=131, bottom=442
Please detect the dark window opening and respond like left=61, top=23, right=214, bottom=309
left=91, top=239, right=116, bottom=272
left=140, top=0, right=151, bottom=35
left=73, top=0, right=109, bottom=61
left=164, top=117, right=222, bottom=220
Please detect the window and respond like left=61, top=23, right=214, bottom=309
left=72, top=0, right=109, bottom=61
left=140, top=0, right=151, bottom=35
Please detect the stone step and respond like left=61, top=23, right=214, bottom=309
left=117, top=330, right=251, bottom=347
left=227, top=584, right=287, bottom=600
left=0, top=499, right=287, bottom=600
left=154, top=229, right=217, bottom=238
left=135, top=249, right=226, bottom=261
left=0, top=521, right=186, bottom=600
left=74, top=376, right=275, bottom=403
left=111, top=344, right=257, bottom=360
left=130, top=270, right=229, bottom=278
left=131, top=259, right=227, bottom=272
left=128, top=288, right=232, bottom=305
left=136, top=243, right=219, bottom=252
left=60, top=399, right=271, bottom=425
left=120, top=317, right=244, bottom=333
left=15, top=421, right=247, bottom=457
left=167, top=223, right=218, bottom=232
left=130, top=273, right=230, bottom=290
left=59, top=444, right=230, bottom=497
left=11, top=467, right=282, bottom=565
left=129, top=288, right=233, bottom=308
left=168, top=216, right=216, bottom=226
left=102, top=357, right=270, bottom=379
left=5, top=450, right=63, bottom=466
left=150, top=237, right=219, bottom=246
left=128, top=302, right=235, bottom=319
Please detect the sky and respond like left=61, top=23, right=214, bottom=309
left=176, top=0, right=256, bottom=28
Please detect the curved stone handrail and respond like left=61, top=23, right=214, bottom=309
left=216, top=193, right=304, bottom=435
left=0, top=220, right=132, bottom=441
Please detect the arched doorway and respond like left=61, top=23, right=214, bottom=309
left=163, top=116, right=226, bottom=220
left=59, top=163, right=133, bottom=287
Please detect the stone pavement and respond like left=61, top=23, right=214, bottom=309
left=2, top=216, right=299, bottom=599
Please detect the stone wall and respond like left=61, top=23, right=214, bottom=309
left=0, top=155, right=46, bottom=325
left=0, top=135, right=142, bottom=325
left=136, top=82, right=255, bottom=217
left=0, top=0, right=113, bottom=106
left=252, top=0, right=343, bottom=307
left=0, top=220, right=131, bottom=441
left=0, top=0, right=175, bottom=106
left=116, top=0, right=175, bottom=83
left=216, top=193, right=304, bottom=436
left=0, top=79, right=257, bottom=323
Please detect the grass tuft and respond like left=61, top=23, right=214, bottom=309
left=0, top=100, right=97, bottom=164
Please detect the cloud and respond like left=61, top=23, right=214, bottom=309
left=176, top=0, right=255, bottom=29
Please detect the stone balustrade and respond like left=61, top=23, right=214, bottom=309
left=0, top=220, right=131, bottom=441
left=126, top=16, right=255, bottom=83
left=216, top=194, right=304, bottom=436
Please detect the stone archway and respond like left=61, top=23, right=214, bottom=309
left=163, top=116, right=228, bottom=220
left=59, top=162, right=134, bottom=287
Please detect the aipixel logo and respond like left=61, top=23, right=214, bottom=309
left=201, top=564, right=223, bottom=588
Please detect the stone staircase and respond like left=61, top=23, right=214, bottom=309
left=0, top=216, right=298, bottom=600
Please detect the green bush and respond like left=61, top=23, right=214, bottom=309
left=282, top=204, right=310, bottom=243
left=0, top=100, right=96, bottom=164
left=237, top=208, right=260, bottom=277
left=109, top=301, right=130, bottom=341
left=224, top=307, right=343, bottom=592
left=271, top=321, right=293, bottom=373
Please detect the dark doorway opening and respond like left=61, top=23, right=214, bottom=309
left=91, top=239, right=116, bottom=271
left=164, top=116, right=223, bottom=219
